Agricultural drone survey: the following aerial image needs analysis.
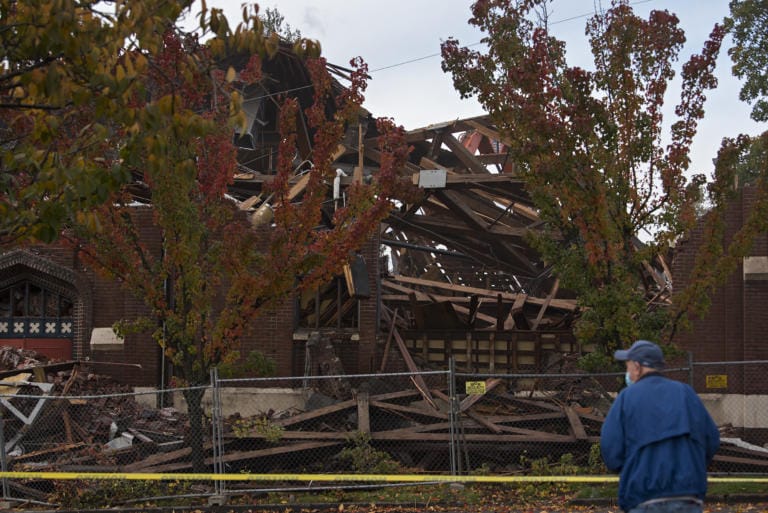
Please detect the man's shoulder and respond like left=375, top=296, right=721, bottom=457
left=639, top=373, right=693, bottom=393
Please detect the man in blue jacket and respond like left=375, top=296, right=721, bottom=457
left=600, top=340, right=720, bottom=513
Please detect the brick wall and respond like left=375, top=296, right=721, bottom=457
left=672, top=186, right=768, bottom=394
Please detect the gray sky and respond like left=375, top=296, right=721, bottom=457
left=215, top=0, right=764, bottom=180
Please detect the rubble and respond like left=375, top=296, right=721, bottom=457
left=0, top=347, right=762, bottom=506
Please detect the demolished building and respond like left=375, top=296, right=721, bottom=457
left=0, top=42, right=673, bottom=386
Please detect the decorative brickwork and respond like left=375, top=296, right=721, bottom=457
left=0, top=248, right=92, bottom=360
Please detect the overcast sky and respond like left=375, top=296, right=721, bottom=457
left=213, top=0, right=764, bottom=180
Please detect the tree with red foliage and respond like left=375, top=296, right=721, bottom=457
left=441, top=0, right=724, bottom=360
left=67, top=5, right=410, bottom=471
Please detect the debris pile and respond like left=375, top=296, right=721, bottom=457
left=0, top=349, right=189, bottom=479
left=0, top=346, right=763, bottom=505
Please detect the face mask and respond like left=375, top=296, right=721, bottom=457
left=625, top=371, right=634, bottom=387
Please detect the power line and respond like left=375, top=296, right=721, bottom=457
left=369, top=0, right=655, bottom=73
left=247, top=0, right=658, bottom=102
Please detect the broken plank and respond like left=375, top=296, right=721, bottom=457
left=369, top=400, right=449, bottom=420
left=378, top=307, right=399, bottom=372
left=357, top=391, right=370, bottom=434
left=273, top=399, right=357, bottom=428
left=122, top=446, right=193, bottom=472
left=390, top=275, right=576, bottom=310
left=8, top=442, right=84, bottom=463
left=140, top=441, right=343, bottom=474
left=563, top=406, right=589, bottom=440
left=466, top=410, right=502, bottom=434
left=273, top=389, right=423, bottom=429
left=381, top=308, right=438, bottom=410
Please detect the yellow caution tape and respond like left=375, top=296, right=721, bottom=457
left=0, top=472, right=763, bottom=483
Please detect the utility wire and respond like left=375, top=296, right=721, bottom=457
left=369, top=0, right=655, bottom=73
left=246, top=0, right=657, bottom=103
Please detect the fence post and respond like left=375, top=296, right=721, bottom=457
left=0, top=410, right=8, bottom=500
left=448, top=357, right=459, bottom=475
left=687, top=351, right=694, bottom=387
left=210, top=368, right=225, bottom=499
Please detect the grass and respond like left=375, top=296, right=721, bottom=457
left=231, top=480, right=768, bottom=508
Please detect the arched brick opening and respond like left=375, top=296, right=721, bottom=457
left=0, top=250, right=92, bottom=361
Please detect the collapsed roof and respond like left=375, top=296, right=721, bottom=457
left=222, top=46, right=674, bottom=333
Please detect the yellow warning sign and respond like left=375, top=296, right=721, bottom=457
left=465, top=381, right=486, bottom=395
left=706, top=375, right=727, bottom=389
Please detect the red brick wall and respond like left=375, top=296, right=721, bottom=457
left=672, top=187, right=768, bottom=394
left=1, top=208, right=389, bottom=384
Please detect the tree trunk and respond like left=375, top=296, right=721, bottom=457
left=183, top=387, right=207, bottom=473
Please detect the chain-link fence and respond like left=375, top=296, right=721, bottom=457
left=691, top=359, right=768, bottom=476
left=0, top=357, right=765, bottom=507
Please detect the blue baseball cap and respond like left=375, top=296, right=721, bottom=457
left=614, top=340, right=665, bottom=369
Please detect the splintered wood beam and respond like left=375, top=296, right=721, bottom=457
left=381, top=308, right=439, bottom=410
left=356, top=391, right=370, bottom=433
left=444, top=174, right=527, bottom=186
left=471, top=190, right=541, bottom=222
left=275, top=399, right=357, bottom=427
left=476, top=152, right=511, bottom=164
left=642, top=260, right=667, bottom=289
left=418, top=156, right=451, bottom=172
left=379, top=308, right=399, bottom=373
left=464, top=119, right=514, bottom=148
left=504, top=293, right=528, bottom=330
left=442, top=134, right=491, bottom=174
left=380, top=282, right=507, bottom=327
left=237, top=429, right=590, bottom=444
left=531, top=278, right=560, bottom=330
left=287, top=173, right=311, bottom=201
left=495, top=239, right=540, bottom=275
left=401, top=212, right=530, bottom=239
left=564, top=406, right=589, bottom=440
left=390, top=274, right=577, bottom=311
left=353, top=123, right=364, bottom=183
left=122, top=446, right=194, bottom=472
left=426, top=192, right=539, bottom=274
left=138, top=441, right=343, bottom=473
left=435, top=189, right=490, bottom=231
left=428, top=131, right=445, bottom=160
left=239, top=194, right=263, bottom=211
left=466, top=410, right=503, bottom=433
left=331, top=143, right=349, bottom=162
left=369, top=400, right=450, bottom=420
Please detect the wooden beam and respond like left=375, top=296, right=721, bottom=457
left=381, top=308, right=439, bottom=410
left=356, top=391, right=370, bottom=434
left=564, top=406, right=589, bottom=440
left=531, top=278, right=560, bottom=330
left=442, top=134, right=492, bottom=174
left=378, top=308, right=399, bottom=373
left=389, top=275, right=577, bottom=310
left=504, top=293, right=528, bottom=330
left=369, top=400, right=449, bottom=420
left=464, top=119, right=514, bottom=148
left=436, top=189, right=501, bottom=231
